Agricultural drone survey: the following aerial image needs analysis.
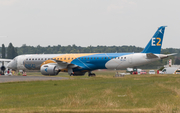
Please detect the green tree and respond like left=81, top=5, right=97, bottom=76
left=7, top=43, right=18, bottom=59
left=1, top=44, right=6, bottom=58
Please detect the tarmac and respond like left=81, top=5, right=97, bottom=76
left=0, top=75, right=68, bottom=83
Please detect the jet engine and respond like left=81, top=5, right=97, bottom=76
left=40, top=64, right=59, bottom=75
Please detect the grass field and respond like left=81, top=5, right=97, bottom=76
left=1, top=70, right=180, bottom=112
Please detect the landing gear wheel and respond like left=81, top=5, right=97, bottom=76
left=70, top=73, right=74, bottom=76
left=88, top=73, right=96, bottom=77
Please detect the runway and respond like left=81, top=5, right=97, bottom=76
left=0, top=76, right=68, bottom=83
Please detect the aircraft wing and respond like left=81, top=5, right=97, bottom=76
left=53, top=59, right=82, bottom=69
left=0, top=59, right=12, bottom=63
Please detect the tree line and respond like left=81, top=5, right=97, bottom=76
left=1, top=43, right=18, bottom=59
left=1, top=43, right=180, bottom=69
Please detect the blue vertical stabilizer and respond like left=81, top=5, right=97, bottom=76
left=141, top=26, right=167, bottom=54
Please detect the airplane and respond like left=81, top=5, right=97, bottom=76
left=0, top=59, right=12, bottom=75
left=7, top=26, right=175, bottom=76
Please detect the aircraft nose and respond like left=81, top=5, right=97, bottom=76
left=7, top=60, right=17, bottom=70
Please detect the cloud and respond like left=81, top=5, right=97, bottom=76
left=0, top=0, right=19, bottom=6
left=107, top=0, right=137, bottom=13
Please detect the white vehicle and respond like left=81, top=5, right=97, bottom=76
left=5, top=72, right=12, bottom=76
left=126, top=68, right=142, bottom=74
left=174, top=69, right=180, bottom=74
left=149, top=70, right=155, bottom=74
left=161, top=67, right=178, bottom=74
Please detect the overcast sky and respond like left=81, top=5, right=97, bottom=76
left=0, top=0, right=180, bottom=49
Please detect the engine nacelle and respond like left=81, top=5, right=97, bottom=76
left=40, top=64, right=59, bottom=75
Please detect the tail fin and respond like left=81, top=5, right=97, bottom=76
left=141, top=26, right=167, bottom=54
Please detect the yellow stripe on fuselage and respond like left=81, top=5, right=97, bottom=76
left=53, top=53, right=98, bottom=63
left=41, top=60, right=57, bottom=67
left=40, top=53, right=98, bottom=71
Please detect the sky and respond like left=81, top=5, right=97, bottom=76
left=0, top=0, right=180, bottom=49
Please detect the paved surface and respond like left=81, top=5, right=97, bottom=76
left=0, top=76, right=68, bottom=83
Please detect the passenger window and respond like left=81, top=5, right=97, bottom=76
left=32, top=58, right=34, bottom=60
left=35, top=58, right=37, bottom=60
left=124, top=57, right=126, bottom=59
left=38, top=58, right=40, bottom=60
left=41, top=58, right=43, bottom=60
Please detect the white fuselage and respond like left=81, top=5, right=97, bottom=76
left=7, top=53, right=161, bottom=71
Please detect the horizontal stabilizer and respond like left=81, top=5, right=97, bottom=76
left=146, top=53, right=158, bottom=59
left=159, top=53, right=177, bottom=59
left=167, top=53, right=177, bottom=56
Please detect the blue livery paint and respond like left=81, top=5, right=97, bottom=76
left=25, top=64, right=36, bottom=69
left=71, top=53, right=131, bottom=72
left=141, top=26, right=167, bottom=54
left=45, top=68, right=48, bottom=72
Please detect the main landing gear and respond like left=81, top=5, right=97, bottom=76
left=88, top=72, right=96, bottom=77
left=70, top=72, right=74, bottom=76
